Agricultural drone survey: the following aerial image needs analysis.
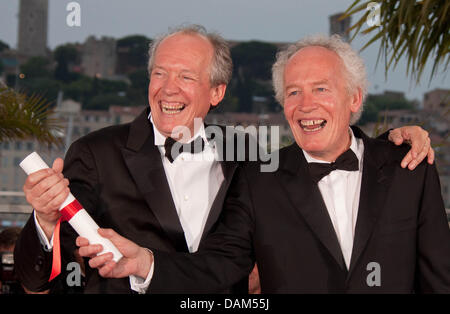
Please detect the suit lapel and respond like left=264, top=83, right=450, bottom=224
left=276, top=144, right=347, bottom=270
left=275, top=128, right=395, bottom=276
left=200, top=127, right=239, bottom=242
left=347, top=126, right=394, bottom=278
left=120, top=109, right=188, bottom=252
left=200, top=160, right=238, bottom=242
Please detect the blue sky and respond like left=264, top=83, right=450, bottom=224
left=0, top=0, right=447, bottom=102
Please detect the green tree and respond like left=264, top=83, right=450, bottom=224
left=20, top=56, right=51, bottom=79
left=116, top=35, right=151, bottom=73
left=215, top=90, right=239, bottom=113
left=63, top=76, right=94, bottom=104
left=54, top=44, right=80, bottom=83
left=231, top=41, right=277, bottom=81
left=128, top=69, right=148, bottom=91
left=85, top=93, right=131, bottom=110
left=127, top=69, right=149, bottom=106
left=0, top=40, right=9, bottom=52
left=230, top=41, right=278, bottom=112
left=18, top=57, right=61, bottom=103
left=98, top=79, right=128, bottom=94
left=358, top=93, right=416, bottom=125
left=20, top=77, right=62, bottom=104
left=0, top=85, right=62, bottom=146
left=343, top=0, right=449, bottom=83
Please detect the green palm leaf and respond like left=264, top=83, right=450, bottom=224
left=343, top=0, right=449, bottom=84
left=0, top=85, right=63, bottom=147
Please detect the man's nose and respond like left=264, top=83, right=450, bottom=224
left=298, top=91, right=318, bottom=113
left=162, top=75, right=181, bottom=95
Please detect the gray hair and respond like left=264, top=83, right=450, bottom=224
left=272, top=34, right=369, bottom=124
left=147, top=24, right=233, bottom=87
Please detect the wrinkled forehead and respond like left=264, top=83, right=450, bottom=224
left=285, top=46, right=347, bottom=83
left=152, top=33, right=214, bottom=75
left=288, top=46, right=343, bottom=70
left=157, top=32, right=214, bottom=58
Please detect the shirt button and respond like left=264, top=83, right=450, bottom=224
left=184, top=195, right=189, bottom=201
left=35, top=256, right=44, bottom=272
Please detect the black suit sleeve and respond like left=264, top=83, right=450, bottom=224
left=375, top=129, right=392, bottom=141
left=13, top=138, right=100, bottom=293
left=14, top=215, right=53, bottom=292
left=415, top=163, right=450, bottom=293
left=149, top=165, right=256, bottom=293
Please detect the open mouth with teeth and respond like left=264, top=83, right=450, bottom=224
left=299, top=119, right=327, bottom=132
left=160, top=101, right=186, bottom=115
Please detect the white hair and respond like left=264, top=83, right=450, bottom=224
left=147, top=24, right=232, bottom=87
left=272, top=34, right=369, bottom=124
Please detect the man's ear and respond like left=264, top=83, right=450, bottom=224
left=210, top=84, right=227, bottom=108
left=349, top=87, right=363, bottom=114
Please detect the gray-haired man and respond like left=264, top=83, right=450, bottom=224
left=16, top=27, right=435, bottom=293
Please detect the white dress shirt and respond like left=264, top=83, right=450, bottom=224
left=131, top=115, right=224, bottom=292
left=149, top=115, right=224, bottom=253
left=302, top=129, right=364, bottom=269
left=34, top=211, right=54, bottom=251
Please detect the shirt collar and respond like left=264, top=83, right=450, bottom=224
left=302, top=128, right=363, bottom=164
left=148, top=113, right=208, bottom=147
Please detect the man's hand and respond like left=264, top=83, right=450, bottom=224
left=388, top=126, right=434, bottom=170
left=76, top=228, right=153, bottom=279
left=23, top=158, right=70, bottom=240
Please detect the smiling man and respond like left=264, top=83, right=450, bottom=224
left=15, top=26, right=437, bottom=294
left=279, top=44, right=365, bottom=163
left=77, top=34, right=449, bottom=294
left=148, top=31, right=226, bottom=139
left=14, top=25, right=249, bottom=294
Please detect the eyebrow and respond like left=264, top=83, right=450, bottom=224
left=284, top=79, right=330, bottom=90
left=180, top=69, right=198, bottom=76
left=284, top=84, right=299, bottom=91
left=312, top=79, right=330, bottom=85
left=152, top=66, right=198, bottom=76
left=152, top=66, right=166, bottom=71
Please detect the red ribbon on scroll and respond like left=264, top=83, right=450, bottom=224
left=49, top=199, right=83, bottom=282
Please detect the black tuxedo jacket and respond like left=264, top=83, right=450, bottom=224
left=14, top=108, right=248, bottom=293
left=150, top=126, right=450, bottom=293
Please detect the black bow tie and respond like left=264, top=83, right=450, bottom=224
left=164, top=136, right=206, bottom=163
left=308, top=149, right=359, bottom=183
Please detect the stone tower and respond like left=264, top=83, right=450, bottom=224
left=17, top=0, right=49, bottom=57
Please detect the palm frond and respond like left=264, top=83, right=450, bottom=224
left=345, top=0, right=449, bottom=84
left=0, top=86, right=63, bottom=147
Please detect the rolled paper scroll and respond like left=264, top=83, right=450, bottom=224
left=20, top=152, right=123, bottom=281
